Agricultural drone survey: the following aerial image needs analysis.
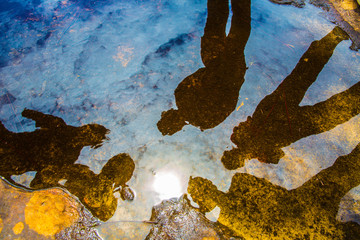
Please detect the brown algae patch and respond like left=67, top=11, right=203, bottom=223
left=25, top=189, right=79, bottom=236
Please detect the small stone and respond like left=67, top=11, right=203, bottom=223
left=120, top=186, right=135, bottom=201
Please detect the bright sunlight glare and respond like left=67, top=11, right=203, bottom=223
left=152, top=171, right=183, bottom=200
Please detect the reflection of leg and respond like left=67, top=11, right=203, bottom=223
left=301, top=81, right=360, bottom=134
left=204, top=0, right=229, bottom=35
left=299, top=143, right=360, bottom=218
left=201, top=0, right=229, bottom=66
left=227, top=0, right=251, bottom=51
left=276, top=27, right=348, bottom=107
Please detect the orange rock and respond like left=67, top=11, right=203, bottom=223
left=25, top=189, right=80, bottom=236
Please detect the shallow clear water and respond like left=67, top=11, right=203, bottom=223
left=0, top=0, right=360, bottom=239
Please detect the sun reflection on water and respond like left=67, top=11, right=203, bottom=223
left=152, top=171, right=183, bottom=200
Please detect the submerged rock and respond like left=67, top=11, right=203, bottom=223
left=145, top=194, right=241, bottom=240
left=0, top=178, right=101, bottom=239
left=120, top=186, right=135, bottom=201
left=55, top=206, right=102, bottom=240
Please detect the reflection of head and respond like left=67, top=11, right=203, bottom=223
left=99, top=153, right=135, bottom=186
left=187, top=176, right=218, bottom=213
left=221, top=148, right=247, bottom=170
left=82, top=178, right=117, bottom=221
left=78, top=124, right=109, bottom=149
left=230, top=117, right=252, bottom=147
left=229, top=116, right=286, bottom=164
left=257, top=148, right=285, bottom=164
left=157, top=109, right=186, bottom=135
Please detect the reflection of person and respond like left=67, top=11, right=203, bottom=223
left=0, top=109, right=135, bottom=221
left=30, top=153, right=135, bottom=221
left=0, top=109, right=109, bottom=179
left=221, top=26, right=357, bottom=169
left=188, top=142, right=360, bottom=239
left=157, top=0, right=251, bottom=135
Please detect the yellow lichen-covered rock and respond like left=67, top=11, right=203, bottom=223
left=12, top=222, right=24, bottom=235
left=0, top=218, right=3, bottom=234
left=340, top=0, right=359, bottom=10
left=25, top=190, right=79, bottom=236
left=0, top=178, right=101, bottom=239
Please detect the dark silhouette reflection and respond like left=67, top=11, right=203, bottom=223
left=0, top=109, right=135, bottom=221
left=188, top=142, right=360, bottom=239
left=157, top=0, right=251, bottom=135
left=30, top=154, right=135, bottom=221
left=222, top=26, right=359, bottom=169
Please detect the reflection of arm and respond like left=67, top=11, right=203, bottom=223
left=249, top=32, right=342, bottom=125
left=298, top=81, right=360, bottom=136
left=22, top=108, right=66, bottom=128
left=271, top=27, right=347, bottom=108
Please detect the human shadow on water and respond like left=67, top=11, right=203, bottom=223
left=0, top=109, right=135, bottom=221
left=157, top=0, right=251, bottom=135
left=221, top=26, right=360, bottom=169
left=188, top=142, right=360, bottom=239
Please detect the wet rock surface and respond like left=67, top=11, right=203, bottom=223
left=0, top=178, right=101, bottom=239
left=145, top=194, right=241, bottom=240
left=55, top=206, right=102, bottom=240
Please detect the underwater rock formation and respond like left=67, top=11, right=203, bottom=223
left=0, top=108, right=135, bottom=221
left=189, top=142, right=360, bottom=239
left=0, top=178, right=101, bottom=239
left=145, top=194, right=241, bottom=240
left=221, top=26, right=360, bottom=169
left=157, top=0, right=251, bottom=135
